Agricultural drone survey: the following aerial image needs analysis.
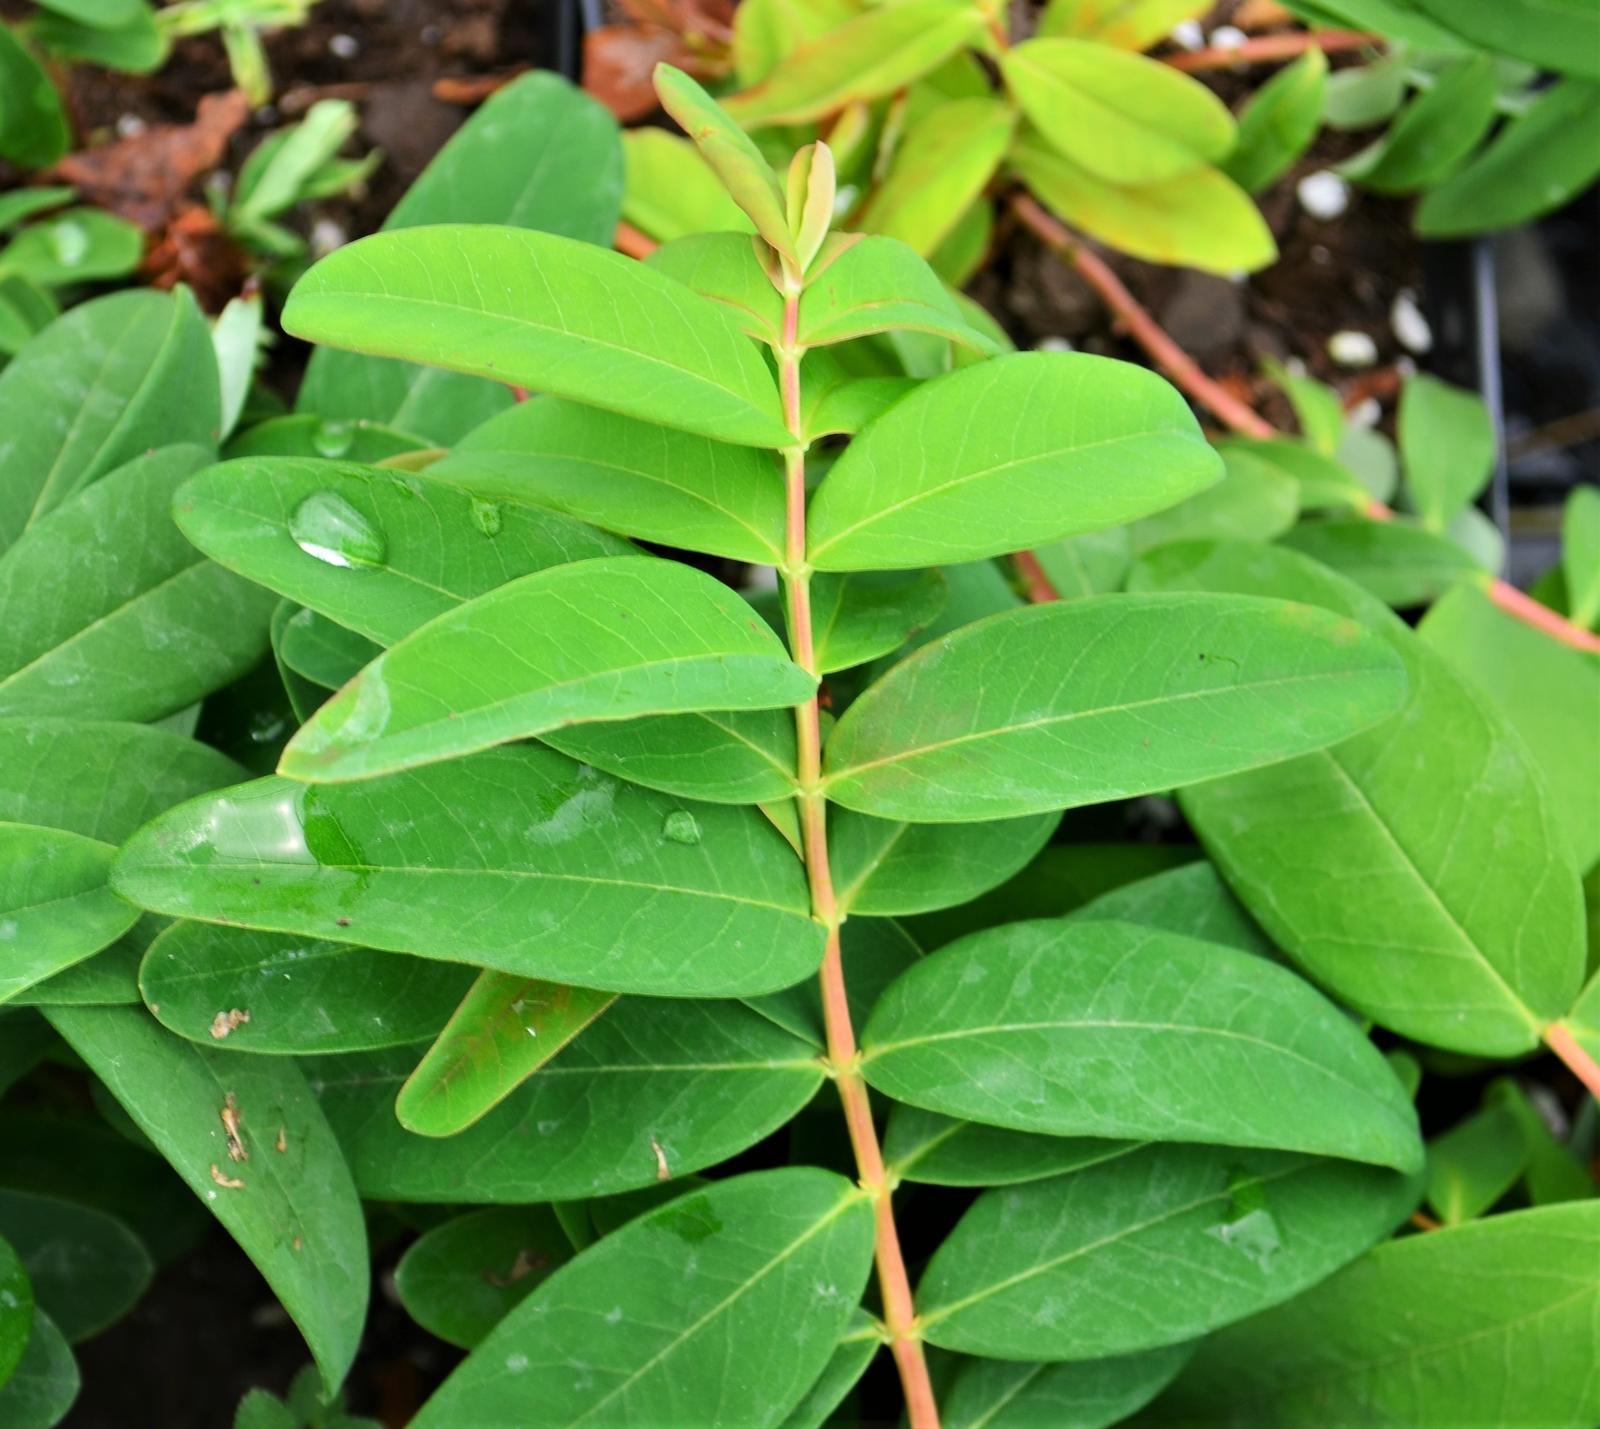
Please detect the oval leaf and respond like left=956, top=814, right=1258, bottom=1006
left=823, top=592, right=1409, bottom=822
left=112, top=748, right=825, bottom=999
left=280, top=557, right=815, bottom=781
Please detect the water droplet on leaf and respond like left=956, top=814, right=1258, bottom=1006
left=50, top=220, right=89, bottom=268
left=1207, top=1166, right=1282, bottom=1271
left=289, top=491, right=386, bottom=569
left=662, top=810, right=701, bottom=845
left=469, top=497, right=503, bottom=536
left=311, top=420, right=356, bottom=458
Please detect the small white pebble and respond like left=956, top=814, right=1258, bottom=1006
left=1390, top=290, right=1433, bottom=354
left=1298, top=171, right=1351, bottom=221
left=329, top=33, right=359, bottom=59
left=1208, top=25, right=1248, bottom=50
left=1327, top=330, right=1379, bottom=368
left=1170, top=19, right=1205, bottom=50
left=254, top=105, right=278, bottom=126
left=115, top=113, right=147, bottom=139
left=1034, top=335, right=1075, bottom=353
left=1396, top=355, right=1417, bottom=378
left=310, top=218, right=348, bottom=257
left=1349, top=396, right=1382, bottom=428
left=1310, top=244, right=1332, bottom=264
left=746, top=563, right=779, bottom=593
left=1283, top=356, right=1309, bottom=377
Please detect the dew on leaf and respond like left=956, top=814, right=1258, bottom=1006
left=662, top=810, right=701, bottom=845
left=49, top=220, right=89, bottom=268
left=310, top=419, right=357, bottom=458
left=469, top=497, right=503, bottom=536
left=289, top=491, right=386, bottom=569
left=1207, top=1165, right=1282, bottom=1271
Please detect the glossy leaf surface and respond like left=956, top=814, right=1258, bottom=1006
left=0, top=1189, right=150, bottom=1342
left=280, top=557, right=814, bottom=781
left=175, top=456, right=630, bottom=646
left=807, top=353, right=1221, bottom=570
left=885, top=1105, right=1135, bottom=1188
left=113, top=749, right=824, bottom=998
left=824, top=593, right=1408, bottom=822
left=862, top=919, right=1421, bottom=1170
left=942, top=1345, right=1189, bottom=1429
left=47, top=1006, right=368, bottom=1394
left=411, top=1169, right=873, bottom=1428
left=308, top=1000, right=824, bottom=1200
left=919, top=1143, right=1419, bottom=1360
left=1146, top=1202, right=1600, bottom=1425
left=138, top=922, right=473, bottom=1054
left=284, top=226, right=790, bottom=449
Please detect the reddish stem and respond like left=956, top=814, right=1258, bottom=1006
left=1013, top=549, right=1060, bottom=604
left=1010, top=194, right=1275, bottom=439
left=1546, top=1023, right=1600, bottom=1101
left=1165, top=29, right=1377, bottom=72
left=1486, top=579, right=1600, bottom=654
left=614, top=221, right=659, bottom=259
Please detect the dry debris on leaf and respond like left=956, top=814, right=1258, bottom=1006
left=209, top=1164, right=245, bottom=1190
left=209, top=1008, right=251, bottom=1040
left=221, top=1092, right=248, bottom=1163
left=652, top=1137, right=671, bottom=1181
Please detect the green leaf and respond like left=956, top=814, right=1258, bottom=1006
left=394, top=972, right=616, bottom=1136
left=176, top=456, right=629, bottom=647
left=885, top=1104, right=1134, bottom=1187
left=724, top=0, right=987, bottom=128
left=285, top=226, right=790, bottom=449
left=857, top=99, right=1017, bottom=258
left=543, top=707, right=799, bottom=805
left=434, top=397, right=784, bottom=565
left=1038, top=0, right=1207, bottom=49
left=0, top=824, right=138, bottom=1004
left=1398, top=373, right=1494, bottom=529
left=652, top=65, right=794, bottom=261
left=0, top=1231, right=28, bottom=1387
left=1130, top=440, right=1299, bottom=553
left=1341, top=56, right=1497, bottom=194
left=225, top=415, right=431, bottom=464
left=1563, top=483, right=1600, bottom=628
left=279, top=557, right=815, bottom=782
left=0, top=25, right=69, bottom=169
left=0, top=188, right=73, bottom=234
left=1135, top=540, right=1585, bottom=1056
left=138, top=922, right=474, bottom=1055
left=1004, top=38, right=1234, bottom=185
left=1279, top=518, right=1480, bottom=608
left=1145, top=1202, right=1600, bottom=1425
left=395, top=1206, right=573, bottom=1348
left=1222, top=49, right=1328, bottom=194
left=646, top=233, right=781, bottom=343
left=942, top=1345, right=1190, bottom=1429
left=831, top=808, right=1057, bottom=917
left=1264, top=360, right=1343, bottom=456
left=0, top=446, right=274, bottom=721
left=621, top=130, right=755, bottom=245
left=1320, top=50, right=1409, bottom=131
left=781, top=1313, right=879, bottom=1429
left=277, top=607, right=379, bottom=691
left=1420, top=582, right=1600, bottom=873
left=1409, top=0, right=1600, bottom=82
left=823, top=592, right=1408, bottom=822
left=862, top=918, right=1421, bottom=1170
left=1221, top=437, right=1369, bottom=513
left=12, top=927, right=145, bottom=1007
left=0, top=209, right=142, bottom=288
left=1071, top=860, right=1278, bottom=961
left=0, top=717, right=243, bottom=840
left=46, top=1006, right=368, bottom=1395
left=296, top=73, right=622, bottom=445
left=1031, top=528, right=1131, bottom=600
left=918, top=1143, right=1420, bottom=1360
left=411, top=1168, right=873, bottom=1428
left=0, top=288, right=219, bottom=552
left=307, top=1000, right=824, bottom=1201
left=1417, top=80, right=1600, bottom=238
left=0, top=1309, right=76, bottom=1429
left=1013, top=136, right=1277, bottom=275
left=732, top=0, right=859, bottom=86
left=0, top=1189, right=151, bottom=1342
left=747, top=915, right=920, bottom=1046
left=112, top=748, right=825, bottom=998
left=806, top=353, right=1221, bottom=571
left=806, top=570, right=947, bottom=674
left=799, top=237, right=1001, bottom=353
left=1488, top=1077, right=1595, bottom=1207
left=1424, top=1102, right=1530, bottom=1225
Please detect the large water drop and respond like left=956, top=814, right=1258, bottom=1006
left=289, top=491, right=386, bottom=570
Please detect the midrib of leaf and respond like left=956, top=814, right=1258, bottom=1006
left=810, top=426, right=1183, bottom=558
left=828, top=668, right=1379, bottom=785
left=834, top=820, right=911, bottom=911
left=1014, top=49, right=1195, bottom=146
left=1315, top=746, right=1543, bottom=1038
left=205, top=862, right=809, bottom=916
left=921, top=1159, right=1312, bottom=1325
left=566, top=1188, right=864, bottom=1427
left=964, top=1362, right=1048, bottom=1429
left=313, top=1055, right=822, bottom=1092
